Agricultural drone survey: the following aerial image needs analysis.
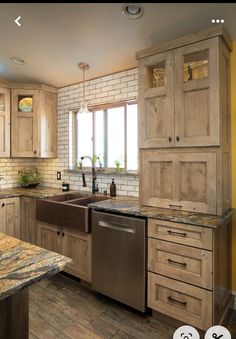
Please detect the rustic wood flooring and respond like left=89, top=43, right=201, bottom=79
left=29, top=273, right=236, bottom=339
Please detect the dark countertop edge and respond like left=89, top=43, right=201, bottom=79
left=0, top=261, right=70, bottom=302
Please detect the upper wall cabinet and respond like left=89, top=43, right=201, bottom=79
left=0, top=86, right=10, bottom=157
left=11, top=84, right=57, bottom=158
left=137, top=29, right=231, bottom=149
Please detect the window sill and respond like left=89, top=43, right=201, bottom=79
left=65, top=168, right=139, bottom=177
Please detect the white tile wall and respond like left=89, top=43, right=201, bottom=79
left=1, top=68, right=139, bottom=197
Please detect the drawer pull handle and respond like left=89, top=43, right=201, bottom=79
left=167, top=230, right=187, bottom=237
left=1, top=203, right=5, bottom=207
left=169, top=204, right=182, bottom=209
left=167, top=259, right=187, bottom=267
left=168, top=296, right=187, bottom=307
left=57, top=231, right=60, bottom=236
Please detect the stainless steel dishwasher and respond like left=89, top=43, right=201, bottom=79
left=92, top=210, right=146, bottom=312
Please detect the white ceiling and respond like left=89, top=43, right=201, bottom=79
left=1, top=2, right=236, bottom=88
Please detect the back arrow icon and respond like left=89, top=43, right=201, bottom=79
left=15, top=16, right=21, bottom=27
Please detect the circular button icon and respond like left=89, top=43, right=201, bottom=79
left=204, top=325, right=231, bottom=339
left=173, top=325, right=200, bottom=339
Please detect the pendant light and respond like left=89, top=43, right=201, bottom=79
left=78, top=62, right=90, bottom=114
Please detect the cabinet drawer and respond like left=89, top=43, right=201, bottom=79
left=148, top=272, right=212, bottom=331
left=148, top=238, right=212, bottom=289
left=148, top=219, right=212, bottom=250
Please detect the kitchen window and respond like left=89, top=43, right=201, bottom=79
left=69, top=102, right=138, bottom=172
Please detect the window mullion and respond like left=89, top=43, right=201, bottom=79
left=104, top=109, right=108, bottom=167
left=92, top=111, right=95, bottom=159
left=124, top=105, right=127, bottom=171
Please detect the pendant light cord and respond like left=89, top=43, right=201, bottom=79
left=82, top=66, right=85, bottom=107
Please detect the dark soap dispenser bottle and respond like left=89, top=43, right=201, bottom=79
left=110, top=178, right=116, bottom=197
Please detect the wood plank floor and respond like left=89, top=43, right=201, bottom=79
left=29, top=273, right=236, bottom=339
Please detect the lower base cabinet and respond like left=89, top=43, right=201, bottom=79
left=38, top=221, right=92, bottom=283
left=147, top=216, right=232, bottom=331
left=20, top=197, right=38, bottom=245
left=0, top=197, right=20, bottom=238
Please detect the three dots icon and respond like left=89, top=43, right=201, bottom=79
left=211, top=19, right=224, bottom=23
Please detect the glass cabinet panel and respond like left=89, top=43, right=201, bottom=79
left=18, top=95, right=33, bottom=112
left=148, top=61, right=166, bottom=88
left=0, top=93, right=5, bottom=111
left=184, top=49, right=209, bottom=82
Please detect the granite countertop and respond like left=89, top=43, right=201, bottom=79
left=0, top=233, right=71, bottom=301
left=0, top=186, right=233, bottom=228
left=0, top=186, right=71, bottom=199
left=88, top=198, right=234, bottom=228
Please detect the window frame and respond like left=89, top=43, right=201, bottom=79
left=71, top=100, right=138, bottom=173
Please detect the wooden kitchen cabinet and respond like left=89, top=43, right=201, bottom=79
left=63, top=230, right=92, bottom=282
left=140, top=148, right=218, bottom=214
left=38, top=221, right=92, bottom=282
left=0, top=197, right=20, bottom=238
left=11, top=84, right=57, bottom=158
left=20, top=197, right=38, bottom=245
left=147, top=216, right=232, bottom=331
left=137, top=28, right=231, bottom=149
left=0, top=86, right=10, bottom=157
left=38, top=222, right=62, bottom=254
left=137, top=27, right=232, bottom=216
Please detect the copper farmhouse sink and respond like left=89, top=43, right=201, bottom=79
left=35, top=194, right=109, bottom=233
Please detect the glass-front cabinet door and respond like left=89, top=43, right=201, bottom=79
left=11, top=89, right=39, bottom=157
left=138, top=35, right=228, bottom=148
left=175, top=37, right=221, bottom=147
left=0, top=87, right=10, bottom=157
left=138, top=50, right=175, bottom=148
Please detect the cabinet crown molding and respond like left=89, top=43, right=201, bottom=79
left=136, top=25, right=232, bottom=60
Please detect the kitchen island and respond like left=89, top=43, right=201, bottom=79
left=0, top=233, right=71, bottom=339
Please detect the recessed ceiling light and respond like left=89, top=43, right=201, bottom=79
left=10, top=56, right=26, bottom=65
left=122, top=4, right=144, bottom=19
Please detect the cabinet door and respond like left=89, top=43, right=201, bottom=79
left=11, top=89, right=40, bottom=157
left=138, top=50, right=175, bottom=148
left=0, top=87, right=10, bottom=157
left=175, top=37, right=220, bottom=146
left=38, top=221, right=62, bottom=254
left=20, top=197, right=38, bottom=245
left=140, top=149, right=176, bottom=207
left=0, top=198, right=20, bottom=238
left=39, top=91, right=57, bottom=158
left=140, top=149, right=216, bottom=214
left=63, top=230, right=92, bottom=282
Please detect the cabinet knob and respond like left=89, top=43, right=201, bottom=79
left=62, top=232, right=65, bottom=237
left=168, top=136, right=172, bottom=142
left=57, top=231, right=60, bottom=236
left=34, top=150, right=37, bottom=155
left=2, top=203, right=5, bottom=207
left=176, top=136, right=180, bottom=142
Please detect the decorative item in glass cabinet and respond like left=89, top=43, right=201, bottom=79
left=18, top=96, right=33, bottom=112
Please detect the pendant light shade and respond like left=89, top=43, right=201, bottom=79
left=78, top=62, right=90, bottom=114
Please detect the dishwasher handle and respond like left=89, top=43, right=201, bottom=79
left=98, top=220, right=135, bottom=233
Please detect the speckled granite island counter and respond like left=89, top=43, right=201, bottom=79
left=0, top=233, right=71, bottom=339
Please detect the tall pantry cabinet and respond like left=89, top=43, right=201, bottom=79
left=136, top=26, right=233, bottom=331
left=137, top=26, right=232, bottom=216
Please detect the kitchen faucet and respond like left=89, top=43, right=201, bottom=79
left=80, top=156, right=99, bottom=194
